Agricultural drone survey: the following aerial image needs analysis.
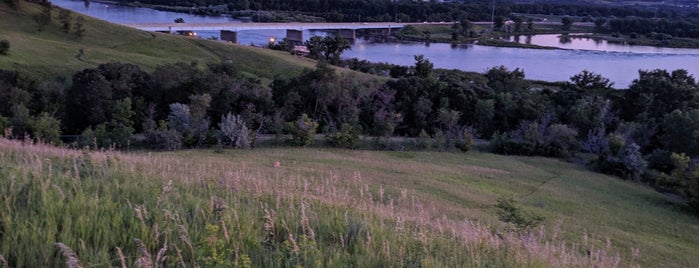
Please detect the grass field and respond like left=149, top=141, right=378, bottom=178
left=1, top=138, right=698, bottom=267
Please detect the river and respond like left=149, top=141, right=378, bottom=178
left=52, top=0, right=699, bottom=88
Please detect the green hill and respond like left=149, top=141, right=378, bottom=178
left=1, top=139, right=698, bottom=267
left=0, top=1, right=320, bottom=81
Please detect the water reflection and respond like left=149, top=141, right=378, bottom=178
left=506, top=34, right=699, bottom=54
left=558, top=35, right=572, bottom=45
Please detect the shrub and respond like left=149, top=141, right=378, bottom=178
left=413, top=129, right=432, bottom=150
left=593, top=142, right=647, bottom=181
left=454, top=127, right=474, bottom=152
left=218, top=112, right=250, bottom=148
left=0, top=40, right=9, bottom=55
left=326, top=123, right=360, bottom=149
left=0, top=115, right=9, bottom=135
left=145, top=120, right=183, bottom=151
left=495, top=197, right=544, bottom=231
left=29, top=112, right=62, bottom=145
left=490, top=120, right=578, bottom=157
left=284, top=114, right=318, bottom=146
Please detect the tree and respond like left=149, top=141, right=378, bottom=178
left=219, top=112, right=250, bottom=148
left=569, top=70, right=614, bottom=91
left=187, top=94, right=212, bottom=146
left=107, top=98, right=135, bottom=148
left=29, top=112, right=62, bottom=145
left=304, top=35, right=351, bottom=64
left=513, top=16, right=523, bottom=32
left=0, top=40, right=9, bottom=55
left=10, top=104, right=31, bottom=138
left=413, top=55, right=433, bottom=78
left=284, top=113, right=318, bottom=146
left=493, top=16, right=505, bottom=31
left=594, top=18, right=607, bottom=32
left=33, top=0, right=52, bottom=31
left=74, top=16, right=86, bottom=38
left=660, top=109, right=699, bottom=155
left=620, top=69, right=698, bottom=123
left=561, top=16, right=574, bottom=31
left=58, top=8, right=72, bottom=33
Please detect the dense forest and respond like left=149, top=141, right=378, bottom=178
left=122, top=0, right=699, bottom=22
left=2, top=55, right=699, bottom=213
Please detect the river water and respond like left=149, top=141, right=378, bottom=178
left=52, top=0, right=699, bottom=88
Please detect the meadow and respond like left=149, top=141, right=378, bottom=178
left=1, top=138, right=697, bottom=267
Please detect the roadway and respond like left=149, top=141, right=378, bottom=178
left=123, top=21, right=474, bottom=32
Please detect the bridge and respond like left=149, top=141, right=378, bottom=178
left=122, top=22, right=449, bottom=44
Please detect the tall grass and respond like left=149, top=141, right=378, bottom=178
left=0, top=138, right=633, bottom=267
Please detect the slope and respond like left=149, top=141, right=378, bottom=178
left=0, top=1, right=319, bottom=81
left=1, top=139, right=697, bottom=267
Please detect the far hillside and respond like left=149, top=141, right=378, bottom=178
left=0, top=0, right=325, bottom=81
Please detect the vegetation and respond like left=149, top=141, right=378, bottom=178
left=3, top=1, right=699, bottom=267
left=0, top=39, right=8, bottom=54
left=0, top=1, right=324, bottom=80
left=2, top=138, right=698, bottom=267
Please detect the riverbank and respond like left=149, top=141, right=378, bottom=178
left=393, top=23, right=699, bottom=50
left=569, top=33, right=699, bottom=49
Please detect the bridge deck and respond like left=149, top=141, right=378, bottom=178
left=123, top=22, right=454, bottom=32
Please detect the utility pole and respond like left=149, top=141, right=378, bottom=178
left=491, top=0, right=495, bottom=32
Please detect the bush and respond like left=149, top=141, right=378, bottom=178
left=413, top=129, right=432, bottom=150
left=326, top=123, right=360, bottom=149
left=0, top=40, right=9, bottom=55
left=454, top=127, right=474, bottom=152
left=490, top=120, right=578, bottom=157
left=29, top=112, right=62, bottom=145
left=145, top=120, right=183, bottom=151
left=593, top=142, right=647, bottom=181
left=218, top=112, right=250, bottom=149
left=495, top=197, right=544, bottom=231
left=284, top=114, right=318, bottom=146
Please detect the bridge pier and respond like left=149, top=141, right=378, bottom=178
left=338, top=29, right=356, bottom=41
left=220, top=30, right=238, bottom=43
left=286, top=29, right=303, bottom=45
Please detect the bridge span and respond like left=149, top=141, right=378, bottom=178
left=122, top=22, right=451, bottom=44
left=122, top=22, right=423, bottom=32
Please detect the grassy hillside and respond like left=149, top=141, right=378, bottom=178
left=0, top=2, right=322, bottom=81
left=1, top=138, right=697, bottom=267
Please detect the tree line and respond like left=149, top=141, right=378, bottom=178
left=115, top=0, right=697, bottom=23
left=2, top=56, right=699, bottom=212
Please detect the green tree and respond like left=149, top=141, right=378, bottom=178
left=74, top=16, right=86, bottom=38
left=107, top=98, right=135, bottom=148
left=58, top=8, right=72, bottom=33
left=304, top=35, right=351, bottom=64
left=10, top=104, right=31, bottom=138
left=29, top=112, right=62, bottom=145
left=660, top=109, right=699, bottom=155
left=569, top=70, right=614, bottom=91
left=33, top=0, right=52, bottom=31
left=561, top=16, right=574, bottom=31
left=620, top=69, right=698, bottom=123
left=413, top=55, right=433, bottom=78
left=513, top=16, right=523, bottom=32
left=493, top=16, right=505, bottom=31
left=284, top=113, right=318, bottom=146
left=0, top=40, right=9, bottom=55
